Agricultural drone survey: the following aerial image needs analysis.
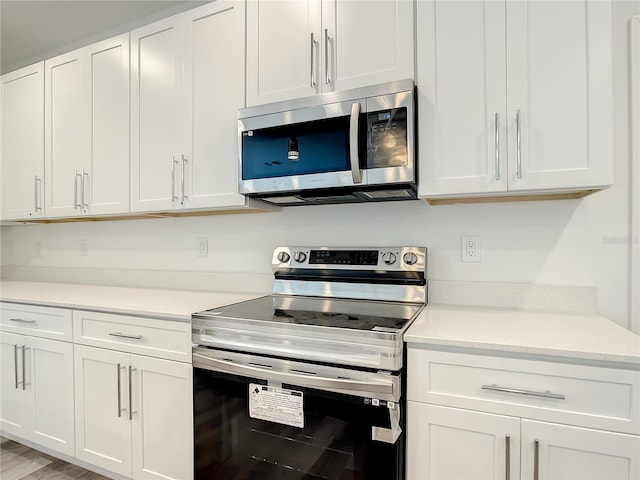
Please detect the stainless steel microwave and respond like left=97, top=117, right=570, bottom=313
left=238, top=80, right=416, bottom=206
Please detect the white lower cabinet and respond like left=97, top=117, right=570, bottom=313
left=408, top=403, right=520, bottom=480
left=74, top=345, right=193, bottom=480
left=407, top=349, right=640, bottom=480
left=408, top=403, right=640, bottom=480
left=73, top=309, right=193, bottom=480
left=0, top=331, right=75, bottom=456
left=521, top=420, right=640, bottom=480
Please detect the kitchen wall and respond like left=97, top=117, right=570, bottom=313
left=1, top=1, right=638, bottom=332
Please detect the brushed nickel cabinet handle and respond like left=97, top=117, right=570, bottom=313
left=180, top=154, right=188, bottom=203
left=10, top=318, right=36, bottom=324
left=128, top=365, right=136, bottom=421
left=14, top=344, right=19, bottom=389
left=505, top=434, right=511, bottom=480
left=82, top=169, right=89, bottom=209
left=310, top=32, right=316, bottom=87
left=109, top=332, right=143, bottom=340
left=117, top=363, right=122, bottom=417
left=495, top=113, right=500, bottom=180
left=482, top=384, right=565, bottom=400
left=534, top=438, right=540, bottom=480
left=171, top=155, right=178, bottom=201
left=34, top=176, right=42, bottom=212
left=21, top=345, right=26, bottom=390
left=516, top=109, right=522, bottom=179
left=325, top=28, right=330, bottom=85
left=74, top=170, right=81, bottom=209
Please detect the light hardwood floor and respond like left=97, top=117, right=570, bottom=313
left=0, top=437, right=110, bottom=480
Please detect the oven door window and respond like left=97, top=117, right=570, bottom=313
left=194, top=368, right=403, bottom=480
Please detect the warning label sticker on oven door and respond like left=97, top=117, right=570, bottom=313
left=249, top=383, right=304, bottom=428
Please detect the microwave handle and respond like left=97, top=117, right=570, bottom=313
left=349, top=102, right=363, bottom=184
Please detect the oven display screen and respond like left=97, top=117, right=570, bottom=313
left=309, top=250, right=378, bottom=265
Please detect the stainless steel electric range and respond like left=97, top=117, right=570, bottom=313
left=192, top=246, right=427, bottom=480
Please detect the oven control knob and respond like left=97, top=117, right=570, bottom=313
left=382, top=252, right=397, bottom=265
left=293, top=251, right=307, bottom=263
left=277, top=251, right=291, bottom=263
left=403, top=252, right=419, bottom=266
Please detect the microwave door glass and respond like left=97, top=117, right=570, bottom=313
left=367, top=108, right=408, bottom=169
left=242, top=115, right=353, bottom=180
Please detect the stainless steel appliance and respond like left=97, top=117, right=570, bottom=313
left=238, top=80, right=416, bottom=205
left=192, top=246, right=427, bottom=479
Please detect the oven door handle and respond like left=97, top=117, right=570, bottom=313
left=193, top=353, right=393, bottom=395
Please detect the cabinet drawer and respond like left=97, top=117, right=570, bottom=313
left=0, top=302, right=72, bottom=341
left=73, top=310, right=191, bottom=362
left=408, top=349, right=640, bottom=435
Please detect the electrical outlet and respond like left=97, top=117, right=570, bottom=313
left=461, top=235, right=481, bottom=263
left=80, top=239, right=88, bottom=257
left=197, top=237, right=208, bottom=258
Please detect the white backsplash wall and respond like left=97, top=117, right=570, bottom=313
left=1, top=2, right=638, bottom=331
left=0, top=193, right=633, bottom=329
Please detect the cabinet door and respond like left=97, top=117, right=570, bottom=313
left=417, top=0, right=507, bottom=198
left=45, top=49, right=89, bottom=217
left=0, top=332, right=28, bottom=437
left=521, top=420, right=640, bottom=480
left=85, top=34, right=130, bottom=215
left=246, top=0, right=321, bottom=106
left=322, top=0, right=414, bottom=93
left=506, top=0, right=613, bottom=191
left=74, top=345, right=132, bottom=477
left=130, top=17, right=183, bottom=212
left=181, top=1, right=247, bottom=209
left=407, top=402, right=520, bottom=480
left=1, top=63, right=45, bottom=220
left=131, top=355, right=193, bottom=480
left=27, top=336, right=74, bottom=456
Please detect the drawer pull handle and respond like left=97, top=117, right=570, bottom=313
left=109, top=332, right=143, bottom=340
left=481, top=384, right=565, bottom=400
left=10, top=318, right=36, bottom=324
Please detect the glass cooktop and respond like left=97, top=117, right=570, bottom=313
left=195, top=295, right=423, bottom=332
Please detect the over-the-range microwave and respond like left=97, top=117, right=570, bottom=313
left=238, top=80, right=416, bottom=206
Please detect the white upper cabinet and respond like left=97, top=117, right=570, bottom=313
left=181, top=1, right=247, bottom=209
left=246, top=0, right=414, bottom=106
left=418, top=0, right=613, bottom=201
left=321, top=0, right=414, bottom=93
left=131, top=0, right=248, bottom=213
left=45, top=34, right=129, bottom=218
left=85, top=36, right=130, bottom=215
left=246, top=0, right=321, bottom=105
left=130, top=17, right=182, bottom=213
left=505, top=1, right=612, bottom=192
left=1, top=62, right=45, bottom=220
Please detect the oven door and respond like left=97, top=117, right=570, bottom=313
left=193, top=347, right=404, bottom=480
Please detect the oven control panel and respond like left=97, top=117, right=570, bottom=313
left=272, top=246, right=426, bottom=271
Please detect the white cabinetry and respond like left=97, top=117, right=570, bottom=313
left=44, top=34, right=129, bottom=217
left=1, top=63, right=45, bottom=220
left=246, top=0, right=414, bottom=106
left=417, top=0, right=613, bottom=203
left=0, top=303, right=74, bottom=456
left=407, top=349, right=640, bottom=480
left=73, top=310, right=193, bottom=480
left=131, top=0, right=247, bottom=213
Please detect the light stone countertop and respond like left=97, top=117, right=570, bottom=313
left=404, top=304, right=640, bottom=367
left=0, top=281, right=266, bottom=322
